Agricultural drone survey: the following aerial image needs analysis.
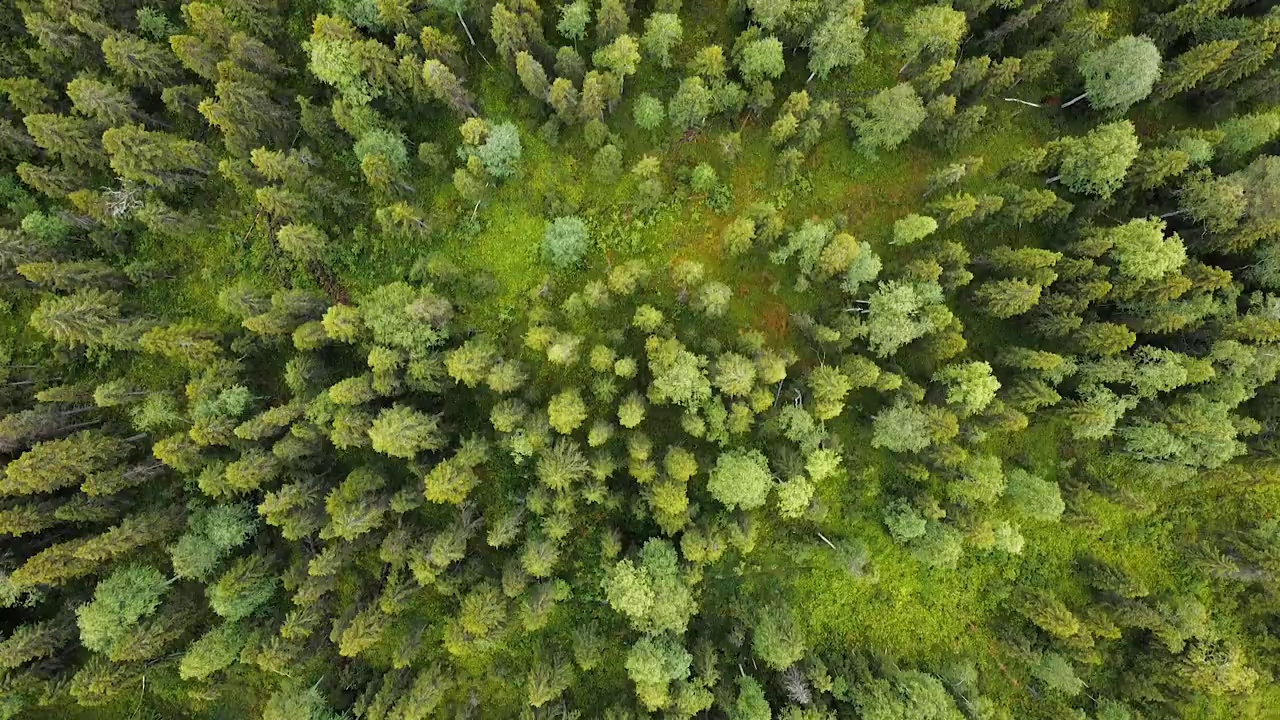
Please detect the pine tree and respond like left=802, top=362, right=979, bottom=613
left=102, top=32, right=178, bottom=88
left=101, top=125, right=214, bottom=186
left=515, top=51, right=549, bottom=101
left=207, top=552, right=278, bottom=621
left=974, top=279, right=1042, bottom=318
left=1050, top=121, right=1139, bottom=197
left=1154, top=40, right=1238, bottom=100
left=806, top=6, right=866, bottom=80
left=22, top=114, right=102, bottom=166
left=643, top=13, right=683, bottom=68
left=369, top=405, right=446, bottom=458
left=422, top=59, right=477, bottom=115
left=0, top=430, right=129, bottom=496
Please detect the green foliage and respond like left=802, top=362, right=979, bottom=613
left=179, top=620, right=248, bottom=680
left=1079, top=36, right=1163, bottom=114
left=934, top=361, right=1000, bottom=416
left=1056, top=121, right=1140, bottom=197
left=752, top=607, right=806, bottom=670
left=892, top=214, right=938, bottom=245
left=853, top=83, right=926, bottom=153
left=169, top=504, right=257, bottom=580
left=626, top=634, right=692, bottom=710
left=72, top=571, right=164, bottom=661
left=477, top=122, right=522, bottom=179
left=603, top=539, right=696, bottom=634
left=708, top=449, right=773, bottom=511
left=872, top=403, right=932, bottom=452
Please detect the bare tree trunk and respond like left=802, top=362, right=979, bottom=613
left=457, top=11, right=477, bottom=46
left=1060, top=91, right=1089, bottom=109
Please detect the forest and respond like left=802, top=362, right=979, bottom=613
left=1, top=0, right=1280, bottom=717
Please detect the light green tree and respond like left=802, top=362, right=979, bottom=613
left=853, top=83, right=926, bottom=154
left=1052, top=121, right=1140, bottom=197
left=1106, top=217, right=1186, bottom=280
left=1067, top=35, right=1162, bottom=114
left=643, top=13, right=683, bottom=68
left=707, top=449, right=773, bottom=511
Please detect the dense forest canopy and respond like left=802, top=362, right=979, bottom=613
left=1, top=0, right=1280, bottom=718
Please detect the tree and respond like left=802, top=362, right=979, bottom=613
left=77, top=564, right=168, bottom=655
left=179, top=621, right=249, bottom=680
left=714, top=353, right=758, bottom=397
left=853, top=83, right=925, bottom=153
left=558, top=0, right=590, bottom=42
left=1176, top=177, right=1238, bottom=241
left=626, top=634, right=691, bottom=711
left=806, top=8, right=866, bottom=80
left=892, top=214, right=938, bottom=245
left=0, top=619, right=71, bottom=671
left=30, top=289, right=132, bottom=350
left=548, top=389, right=588, bottom=434
left=423, top=59, right=477, bottom=115
left=865, top=280, right=945, bottom=357
left=771, top=219, right=832, bottom=279
left=1004, top=468, right=1064, bottom=522
left=207, top=552, right=277, bottom=621
left=1032, top=652, right=1086, bottom=696
left=633, top=94, right=665, bottom=130
left=361, top=282, right=452, bottom=352
left=548, top=78, right=579, bottom=122
left=974, top=279, right=1041, bottom=318
left=602, top=539, right=696, bottom=634
left=854, top=671, right=963, bottom=720
left=369, top=405, right=446, bottom=458
left=752, top=607, right=806, bottom=670
left=23, top=114, right=100, bottom=166
left=643, top=13, right=683, bottom=68
left=1155, top=40, right=1237, bottom=100
left=1216, top=109, right=1280, bottom=162
left=872, top=403, right=932, bottom=452
left=730, top=676, right=772, bottom=720
left=738, top=36, right=785, bottom=88
left=1106, top=217, right=1186, bottom=281
left=102, top=33, right=177, bottom=88
left=934, top=361, right=1000, bottom=416
left=592, top=144, right=623, bottom=183
left=647, top=337, right=711, bottom=407
left=708, top=449, right=772, bottom=511
left=169, top=503, right=257, bottom=580
left=902, top=4, right=967, bottom=61
left=0, top=430, right=129, bottom=496
left=477, top=121, right=522, bottom=179
left=323, top=467, right=389, bottom=540
left=276, top=223, right=328, bottom=264
left=262, top=686, right=338, bottom=720
left=1052, top=120, right=1139, bottom=197
left=101, top=125, right=213, bottom=186
left=515, top=51, right=549, bottom=100
left=668, top=76, right=712, bottom=129
left=1068, top=35, right=1162, bottom=113
left=808, top=365, right=852, bottom=420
